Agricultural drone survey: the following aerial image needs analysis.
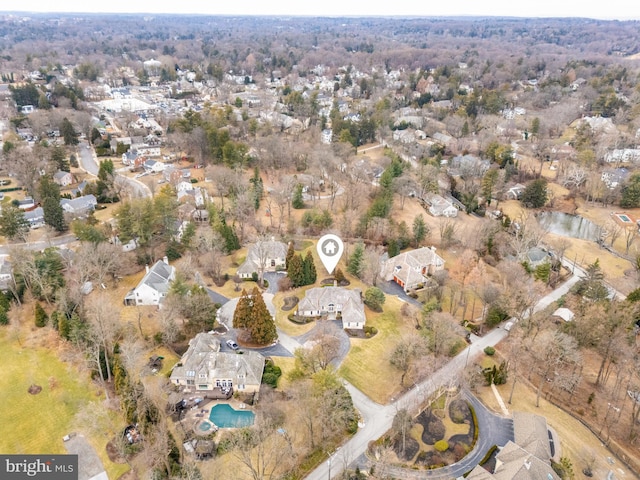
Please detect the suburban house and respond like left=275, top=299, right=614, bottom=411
left=506, top=184, right=526, bottom=200
left=467, top=412, right=560, bottom=480
left=170, top=333, right=265, bottom=395
left=525, top=247, right=549, bottom=268
left=601, top=167, right=629, bottom=189
left=296, top=286, right=366, bottom=329
left=71, top=180, right=89, bottom=197
left=177, top=187, right=206, bottom=208
left=24, top=207, right=45, bottom=228
left=423, top=193, right=458, bottom=217
left=143, top=159, right=166, bottom=174
left=0, top=258, right=13, bottom=291
left=381, top=246, right=445, bottom=292
left=237, top=239, right=288, bottom=279
left=17, top=197, right=36, bottom=210
left=60, top=194, right=97, bottom=216
left=53, top=170, right=73, bottom=187
left=552, top=307, right=574, bottom=323
left=124, top=257, right=176, bottom=306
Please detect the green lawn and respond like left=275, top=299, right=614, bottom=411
left=0, top=330, right=132, bottom=479
left=0, top=332, right=97, bottom=454
left=339, top=296, right=414, bottom=404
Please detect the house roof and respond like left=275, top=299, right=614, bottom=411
left=513, top=412, right=552, bottom=461
left=298, top=287, right=365, bottom=324
left=237, top=240, right=288, bottom=275
left=53, top=170, right=71, bottom=180
left=552, top=307, right=574, bottom=322
left=170, top=332, right=264, bottom=387
left=138, top=259, right=175, bottom=295
left=382, top=247, right=445, bottom=286
left=61, top=194, right=97, bottom=213
left=467, top=440, right=560, bottom=480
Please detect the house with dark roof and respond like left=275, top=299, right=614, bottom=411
left=296, top=286, right=365, bottom=329
left=124, top=257, right=176, bottom=306
left=381, top=246, right=445, bottom=292
left=170, top=333, right=264, bottom=394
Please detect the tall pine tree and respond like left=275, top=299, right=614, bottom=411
left=232, top=289, right=252, bottom=329
left=248, top=287, right=277, bottom=345
left=347, top=243, right=365, bottom=278
left=288, top=254, right=305, bottom=287
left=39, top=176, right=66, bottom=232
left=285, top=241, right=295, bottom=269
left=303, top=251, right=317, bottom=285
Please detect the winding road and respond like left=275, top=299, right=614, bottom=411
left=78, top=141, right=151, bottom=198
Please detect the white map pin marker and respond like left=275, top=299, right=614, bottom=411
left=317, top=234, right=344, bottom=275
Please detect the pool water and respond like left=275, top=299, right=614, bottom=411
left=209, top=403, right=255, bottom=428
left=198, top=421, right=213, bottom=431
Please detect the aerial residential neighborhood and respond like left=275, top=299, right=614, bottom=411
left=0, top=9, right=639, bottom=480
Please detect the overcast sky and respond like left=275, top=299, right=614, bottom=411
left=2, top=0, right=639, bottom=20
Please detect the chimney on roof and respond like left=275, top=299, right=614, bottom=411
left=163, top=256, right=169, bottom=265
left=145, top=264, right=149, bottom=274
left=431, top=246, right=436, bottom=252
left=524, top=459, right=531, bottom=470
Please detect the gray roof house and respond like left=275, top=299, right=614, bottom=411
left=237, top=239, right=288, bottom=279
left=24, top=207, right=45, bottom=228
left=53, top=170, right=73, bottom=187
left=60, top=194, right=97, bottom=216
left=0, top=258, right=12, bottom=291
left=170, top=333, right=265, bottom=395
left=381, top=247, right=445, bottom=292
left=297, top=286, right=365, bottom=329
left=467, top=412, right=560, bottom=480
left=124, top=257, right=176, bottom=306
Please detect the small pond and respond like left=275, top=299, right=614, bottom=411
left=537, top=211, right=602, bottom=241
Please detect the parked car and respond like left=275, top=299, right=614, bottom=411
left=226, top=339, right=239, bottom=350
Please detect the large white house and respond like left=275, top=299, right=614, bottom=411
left=296, top=286, right=365, bottom=330
left=170, top=333, right=265, bottom=395
left=381, top=247, right=445, bottom=292
left=124, top=257, right=175, bottom=306
left=237, top=239, right=288, bottom=279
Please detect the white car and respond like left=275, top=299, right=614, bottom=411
left=226, top=339, right=239, bottom=350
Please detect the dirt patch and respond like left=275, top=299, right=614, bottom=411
left=28, top=384, right=42, bottom=395
left=393, top=435, right=420, bottom=462
left=106, top=439, right=127, bottom=464
left=282, top=296, right=299, bottom=311
left=416, top=409, right=445, bottom=445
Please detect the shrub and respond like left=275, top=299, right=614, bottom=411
left=0, top=306, right=8, bottom=325
left=485, top=304, right=509, bottom=328
left=262, top=360, right=282, bottom=388
left=434, top=440, right=449, bottom=452
left=484, top=346, right=496, bottom=356
left=34, top=302, right=48, bottom=328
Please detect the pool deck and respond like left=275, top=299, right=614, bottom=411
left=181, top=398, right=255, bottom=435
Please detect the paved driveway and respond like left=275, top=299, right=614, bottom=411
left=295, top=319, right=351, bottom=367
left=379, top=280, right=422, bottom=307
left=352, top=389, right=514, bottom=479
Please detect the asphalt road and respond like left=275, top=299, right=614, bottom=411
left=305, top=269, right=589, bottom=480
left=78, top=142, right=151, bottom=198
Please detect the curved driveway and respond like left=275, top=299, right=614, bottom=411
left=352, top=389, right=513, bottom=479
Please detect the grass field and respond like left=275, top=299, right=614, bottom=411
left=0, top=331, right=98, bottom=454
left=339, top=296, right=414, bottom=404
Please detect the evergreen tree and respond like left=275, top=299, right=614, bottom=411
left=39, top=177, right=66, bottom=232
left=42, top=196, right=66, bottom=232
left=249, top=166, right=264, bottom=211
left=0, top=204, right=30, bottom=241
left=621, top=173, right=640, bottom=208
left=303, top=251, right=317, bottom=285
left=60, top=117, right=79, bottom=145
left=292, top=184, right=305, bottom=209
left=387, top=238, right=400, bottom=258
left=334, top=268, right=346, bottom=285
left=288, top=254, right=305, bottom=287
left=285, top=241, right=295, bottom=269
left=397, top=221, right=411, bottom=249
left=97, top=159, right=119, bottom=203
left=51, top=146, right=70, bottom=172
left=232, top=289, right=252, bottom=329
left=412, top=214, right=428, bottom=247
left=0, top=306, right=8, bottom=326
left=248, top=287, right=277, bottom=345
left=34, top=302, right=48, bottom=328
left=520, top=179, right=548, bottom=208
left=347, top=243, right=365, bottom=278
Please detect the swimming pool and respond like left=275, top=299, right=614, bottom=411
left=209, top=404, right=255, bottom=428
left=198, top=421, right=213, bottom=431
